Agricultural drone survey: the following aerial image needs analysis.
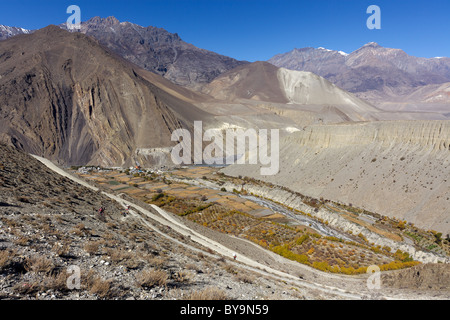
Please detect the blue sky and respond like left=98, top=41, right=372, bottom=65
left=0, top=0, right=448, bottom=61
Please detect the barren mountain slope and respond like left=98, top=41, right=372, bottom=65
left=371, top=82, right=450, bottom=116
left=201, top=61, right=288, bottom=103
left=222, top=120, right=450, bottom=234
left=269, top=43, right=450, bottom=112
left=201, top=61, right=382, bottom=123
left=0, top=25, right=211, bottom=167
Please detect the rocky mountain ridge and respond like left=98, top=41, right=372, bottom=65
left=0, top=17, right=248, bottom=89
left=0, top=25, right=31, bottom=40
left=60, top=17, right=250, bottom=89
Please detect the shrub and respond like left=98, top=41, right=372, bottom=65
left=379, top=261, right=420, bottom=271
left=152, top=193, right=165, bottom=202
left=173, top=270, right=193, bottom=284
left=393, top=249, right=413, bottom=262
left=272, top=245, right=309, bottom=265
left=182, top=204, right=213, bottom=216
left=235, top=273, right=255, bottom=284
left=396, top=221, right=407, bottom=230
left=13, top=281, right=40, bottom=295
left=186, top=287, right=228, bottom=300
left=53, top=243, right=71, bottom=257
left=357, top=233, right=368, bottom=242
left=434, top=232, right=443, bottom=244
left=0, top=249, right=15, bottom=271
left=224, top=264, right=237, bottom=275
left=146, top=256, right=168, bottom=269
left=90, top=277, right=112, bottom=299
left=25, top=256, right=54, bottom=274
left=16, top=196, right=32, bottom=204
left=41, top=271, right=70, bottom=292
left=137, top=269, right=168, bottom=288
left=107, top=248, right=133, bottom=263
left=312, top=261, right=330, bottom=272
left=339, top=266, right=358, bottom=275
left=14, top=236, right=30, bottom=246
left=84, top=242, right=100, bottom=255
left=71, top=223, right=88, bottom=236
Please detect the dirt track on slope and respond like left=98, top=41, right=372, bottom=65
left=31, top=155, right=450, bottom=300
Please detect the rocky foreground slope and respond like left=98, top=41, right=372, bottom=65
left=223, top=120, right=450, bottom=234
left=0, top=143, right=317, bottom=300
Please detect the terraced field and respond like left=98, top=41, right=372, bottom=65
left=75, top=166, right=429, bottom=275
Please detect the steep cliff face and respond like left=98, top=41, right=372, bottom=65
left=288, top=121, right=450, bottom=151
left=0, top=26, right=204, bottom=166
left=222, top=121, right=450, bottom=233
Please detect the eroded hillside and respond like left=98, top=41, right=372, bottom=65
left=0, top=26, right=210, bottom=168
left=222, top=120, right=450, bottom=234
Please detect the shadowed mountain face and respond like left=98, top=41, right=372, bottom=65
left=0, top=25, right=209, bottom=167
left=269, top=43, right=450, bottom=111
left=59, top=16, right=249, bottom=88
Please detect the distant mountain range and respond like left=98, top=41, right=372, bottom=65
left=2, top=18, right=449, bottom=111
left=1, top=17, right=248, bottom=89
left=269, top=43, right=450, bottom=111
left=0, top=25, right=31, bottom=40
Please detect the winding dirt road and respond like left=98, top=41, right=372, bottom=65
left=32, top=155, right=403, bottom=300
